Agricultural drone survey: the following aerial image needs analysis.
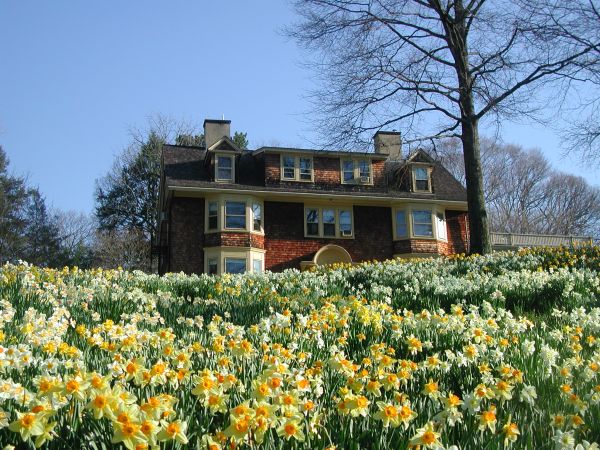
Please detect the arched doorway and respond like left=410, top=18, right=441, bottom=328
left=313, top=244, right=352, bottom=266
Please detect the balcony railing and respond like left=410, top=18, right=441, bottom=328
left=490, top=232, right=594, bottom=249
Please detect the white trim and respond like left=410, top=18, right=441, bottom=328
left=215, top=153, right=235, bottom=183
left=169, top=185, right=469, bottom=210
left=203, top=247, right=266, bottom=275
left=204, top=195, right=265, bottom=235
left=391, top=204, right=448, bottom=241
left=340, top=158, right=374, bottom=185
left=280, top=155, right=314, bottom=182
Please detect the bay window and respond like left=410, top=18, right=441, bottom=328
left=306, top=208, right=319, bottom=236
left=206, top=197, right=264, bottom=234
left=392, top=206, right=448, bottom=241
left=204, top=248, right=265, bottom=275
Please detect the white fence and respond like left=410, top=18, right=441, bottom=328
left=490, top=232, right=594, bottom=249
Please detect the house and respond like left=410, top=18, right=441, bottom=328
left=156, top=119, right=469, bottom=275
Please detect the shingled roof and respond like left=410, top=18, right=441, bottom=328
left=162, top=144, right=467, bottom=202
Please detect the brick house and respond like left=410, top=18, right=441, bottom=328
left=156, top=119, right=469, bottom=275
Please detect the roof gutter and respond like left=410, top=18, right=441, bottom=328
left=166, top=185, right=468, bottom=210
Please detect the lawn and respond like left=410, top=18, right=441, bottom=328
left=0, top=246, right=599, bottom=449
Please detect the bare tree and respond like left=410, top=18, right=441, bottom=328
left=54, top=210, right=96, bottom=267
left=289, top=0, right=599, bottom=253
left=435, top=137, right=600, bottom=236
left=92, top=228, right=151, bottom=272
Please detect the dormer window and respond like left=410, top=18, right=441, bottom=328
left=216, top=154, right=234, bottom=182
left=341, top=159, right=372, bottom=184
left=412, top=166, right=432, bottom=192
left=281, top=155, right=313, bottom=182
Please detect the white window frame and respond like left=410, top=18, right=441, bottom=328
left=204, top=247, right=266, bottom=275
left=280, top=155, right=314, bottom=182
left=412, top=165, right=433, bottom=193
left=304, top=206, right=354, bottom=238
left=340, top=158, right=373, bottom=185
left=205, top=196, right=265, bottom=235
left=395, top=209, right=408, bottom=238
left=207, top=201, right=219, bottom=231
left=215, top=154, right=235, bottom=182
left=224, top=200, right=247, bottom=230
left=412, top=209, right=434, bottom=238
left=392, top=205, right=448, bottom=241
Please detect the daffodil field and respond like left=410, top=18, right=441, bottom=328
left=1, top=247, right=600, bottom=449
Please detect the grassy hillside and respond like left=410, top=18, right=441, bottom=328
left=0, top=246, right=599, bottom=449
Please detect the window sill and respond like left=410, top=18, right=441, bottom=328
left=205, top=229, right=265, bottom=236
left=281, top=178, right=314, bottom=183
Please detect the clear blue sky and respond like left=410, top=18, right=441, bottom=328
left=1, top=1, right=597, bottom=214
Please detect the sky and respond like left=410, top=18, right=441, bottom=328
left=1, top=1, right=598, bottom=215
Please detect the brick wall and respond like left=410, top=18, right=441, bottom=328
left=446, top=210, right=469, bottom=253
left=264, top=201, right=394, bottom=271
left=204, top=232, right=265, bottom=249
left=169, top=197, right=204, bottom=274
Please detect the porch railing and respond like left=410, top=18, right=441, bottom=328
left=490, top=232, right=594, bottom=249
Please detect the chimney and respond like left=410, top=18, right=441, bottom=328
left=374, top=131, right=402, bottom=159
left=204, top=119, right=231, bottom=149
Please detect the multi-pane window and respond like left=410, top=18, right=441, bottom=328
left=341, top=159, right=371, bottom=184
left=216, top=155, right=233, bottom=181
left=225, top=201, right=246, bottom=229
left=282, top=156, right=296, bottom=179
left=252, top=202, right=262, bottom=231
left=252, top=258, right=263, bottom=273
left=323, top=209, right=336, bottom=237
left=413, top=166, right=431, bottom=191
left=208, top=201, right=218, bottom=230
left=299, top=158, right=312, bottom=181
left=342, top=160, right=354, bottom=182
left=306, top=208, right=319, bottom=236
left=395, top=210, right=407, bottom=238
left=339, top=210, right=352, bottom=236
left=305, top=207, right=353, bottom=238
left=281, top=155, right=313, bottom=181
left=225, top=258, right=246, bottom=274
left=412, top=210, right=433, bottom=237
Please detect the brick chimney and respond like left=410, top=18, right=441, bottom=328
left=374, top=131, right=401, bottom=160
left=204, top=119, right=231, bottom=149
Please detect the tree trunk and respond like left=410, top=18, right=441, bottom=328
left=461, top=116, right=491, bottom=254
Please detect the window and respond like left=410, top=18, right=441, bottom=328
left=225, top=201, right=246, bottom=229
left=339, top=210, right=352, bottom=236
left=252, top=202, right=262, bottom=231
left=412, top=210, right=433, bottom=237
left=305, top=207, right=353, bottom=238
left=252, top=258, right=263, bottom=273
left=216, top=155, right=234, bottom=181
left=342, top=160, right=354, bottom=183
left=323, top=209, right=336, bottom=237
left=436, top=212, right=447, bottom=240
left=306, top=208, right=319, bottom=236
left=341, top=159, right=372, bottom=184
left=281, top=155, right=313, bottom=181
left=299, top=158, right=312, bottom=181
left=395, top=210, right=407, bottom=238
left=207, top=258, right=218, bottom=275
left=225, top=258, right=246, bottom=274
left=413, top=166, right=431, bottom=192
left=208, top=201, right=218, bottom=230
left=282, top=156, right=296, bottom=179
